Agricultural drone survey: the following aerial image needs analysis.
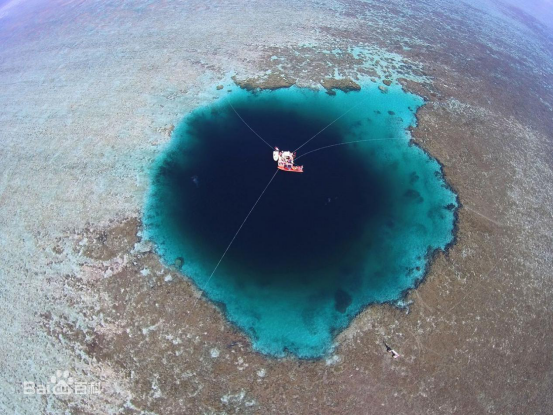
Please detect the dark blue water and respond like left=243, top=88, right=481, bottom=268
left=144, top=84, right=458, bottom=358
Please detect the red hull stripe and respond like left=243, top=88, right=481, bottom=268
left=277, top=166, right=303, bottom=173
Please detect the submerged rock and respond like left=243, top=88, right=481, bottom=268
left=334, top=289, right=352, bottom=313
left=232, top=73, right=296, bottom=91
left=321, top=78, right=361, bottom=93
left=410, top=171, right=420, bottom=184
left=404, top=188, right=424, bottom=204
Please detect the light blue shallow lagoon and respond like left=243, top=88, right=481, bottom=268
left=144, top=82, right=458, bottom=358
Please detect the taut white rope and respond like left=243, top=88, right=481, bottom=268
left=295, top=137, right=403, bottom=160
left=190, top=169, right=279, bottom=308
left=294, top=95, right=372, bottom=153
left=228, top=100, right=274, bottom=150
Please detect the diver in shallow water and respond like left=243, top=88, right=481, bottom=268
left=384, top=342, right=400, bottom=358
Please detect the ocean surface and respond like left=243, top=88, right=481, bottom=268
left=144, top=83, right=458, bottom=358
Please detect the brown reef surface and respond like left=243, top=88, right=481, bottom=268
left=320, top=77, right=361, bottom=93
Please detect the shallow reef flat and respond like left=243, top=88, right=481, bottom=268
left=0, top=0, right=552, bottom=414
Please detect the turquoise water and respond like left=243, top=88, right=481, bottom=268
left=144, top=83, right=458, bottom=358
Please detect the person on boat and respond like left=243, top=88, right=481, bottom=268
left=273, top=147, right=303, bottom=173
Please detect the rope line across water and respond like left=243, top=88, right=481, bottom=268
left=295, top=137, right=403, bottom=161
left=190, top=168, right=280, bottom=308
left=293, top=95, right=372, bottom=153
left=228, top=100, right=274, bottom=150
